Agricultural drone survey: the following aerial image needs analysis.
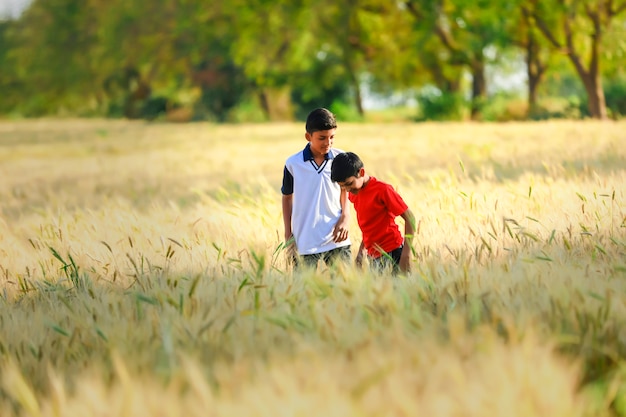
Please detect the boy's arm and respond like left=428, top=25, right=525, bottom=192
left=282, top=194, right=297, bottom=263
left=332, top=188, right=350, bottom=242
left=355, top=240, right=366, bottom=268
left=399, top=208, right=416, bottom=272
left=282, top=194, right=294, bottom=242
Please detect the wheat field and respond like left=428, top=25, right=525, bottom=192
left=0, top=119, right=625, bottom=416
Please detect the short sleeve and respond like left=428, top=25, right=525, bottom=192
left=382, top=184, right=408, bottom=216
left=281, top=166, right=294, bottom=195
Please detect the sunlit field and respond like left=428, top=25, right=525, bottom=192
left=1, top=119, right=625, bottom=416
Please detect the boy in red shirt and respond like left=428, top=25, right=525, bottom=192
left=331, top=152, right=416, bottom=273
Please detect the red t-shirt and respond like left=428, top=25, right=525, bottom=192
left=348, top=177, right=408, bottom=258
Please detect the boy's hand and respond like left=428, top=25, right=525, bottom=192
left=285, top=234, right=297, bottom=266
left=355, top=241, right=366, bottom=269
left=332, top=225, right=349, bottom=242
left=332, top=216, right=349, bottom=242
left=399, top=246, right=411, bottom=273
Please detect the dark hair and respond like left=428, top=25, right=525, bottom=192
left=331, top=152, right=363, bottom=182
left=305, top=108, right=337, bottom=133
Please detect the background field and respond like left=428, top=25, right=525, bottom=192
left=1, top=119, right=625, bottom=416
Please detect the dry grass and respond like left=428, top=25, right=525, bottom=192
left=0, top=119, right=625, bottom=416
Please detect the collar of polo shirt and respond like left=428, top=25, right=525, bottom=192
left=302, top=143, right=335, bottom=162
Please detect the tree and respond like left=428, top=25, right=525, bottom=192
left=5, top=0, right=252, bottom=120
left=6, top=0, right=102, bottom=115
left=347, top=1, right=426, bottom=113
left=145, top=0, right=250, bottom=121
left=497, top=4, right=553, bottom=116
left=0, top=20, right=20, bottom=114
left=525, top=0, right=626, bottom=119
left=405, top=0, right=516, bottom=120
left=519, top=8, right=551, bottom=114
left=295, top=0, right=416, bottom=118
left=226, top=0, right=317, bottom=120
left=94, top=0, right=188, bottom=118
left=322, top=0, right=372, bottom=116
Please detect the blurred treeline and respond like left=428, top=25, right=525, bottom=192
left=0, top=0, right=625, bottom=122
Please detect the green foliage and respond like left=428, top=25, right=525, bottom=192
left=289, top=55, right=354, bottom=120
left=415, top=88, right=465, bottom=121
left=0, top=21, right=20, bottom=115
left=572, top=76, right=626, bottom=120
left=480, top=93, right=528, bottom=121
left=224, top=96, right=268, bottom=123
left=1, top=0, right=625, bottom=120
left=329, top=100, right=363, bottom=122
left=604, top=77, right=626, bottom=118
left=528, top=96, right=583, bottom=120
left=526, top=0, right=626, bottom=118
left=194, top=59, right=250, bottom=122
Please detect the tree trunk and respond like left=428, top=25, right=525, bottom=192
left=525, top=30, right=545, bottom=116
left=528, top=72, right=539, bottom=114
left=429, top=59, right=462, bottom=94
left=581, top=73, right=608, bottom=119
left=572, top=11, right=608, bottom=120
left=353, top=80, right=364, bottom=117
left=567, top=43, right=608, bottom=119
left=470, top=55, right=486, bottom=121
left=346, top=62, right=364, bottom=117
left=258, top=90, right=270, bottom=120
left=528, top=3, right=610, bottom=120
left=257, top=87, right=293, bottom=121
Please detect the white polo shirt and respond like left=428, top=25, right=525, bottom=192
left=282, top=144, right=351, bottom=255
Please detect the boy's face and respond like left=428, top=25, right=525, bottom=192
left=337, top=168, right=366, bottom=195
left=306, top=128, right=335, bottom=157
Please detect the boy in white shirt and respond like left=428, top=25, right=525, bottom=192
left=281, top=108, right=351, bottom=269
